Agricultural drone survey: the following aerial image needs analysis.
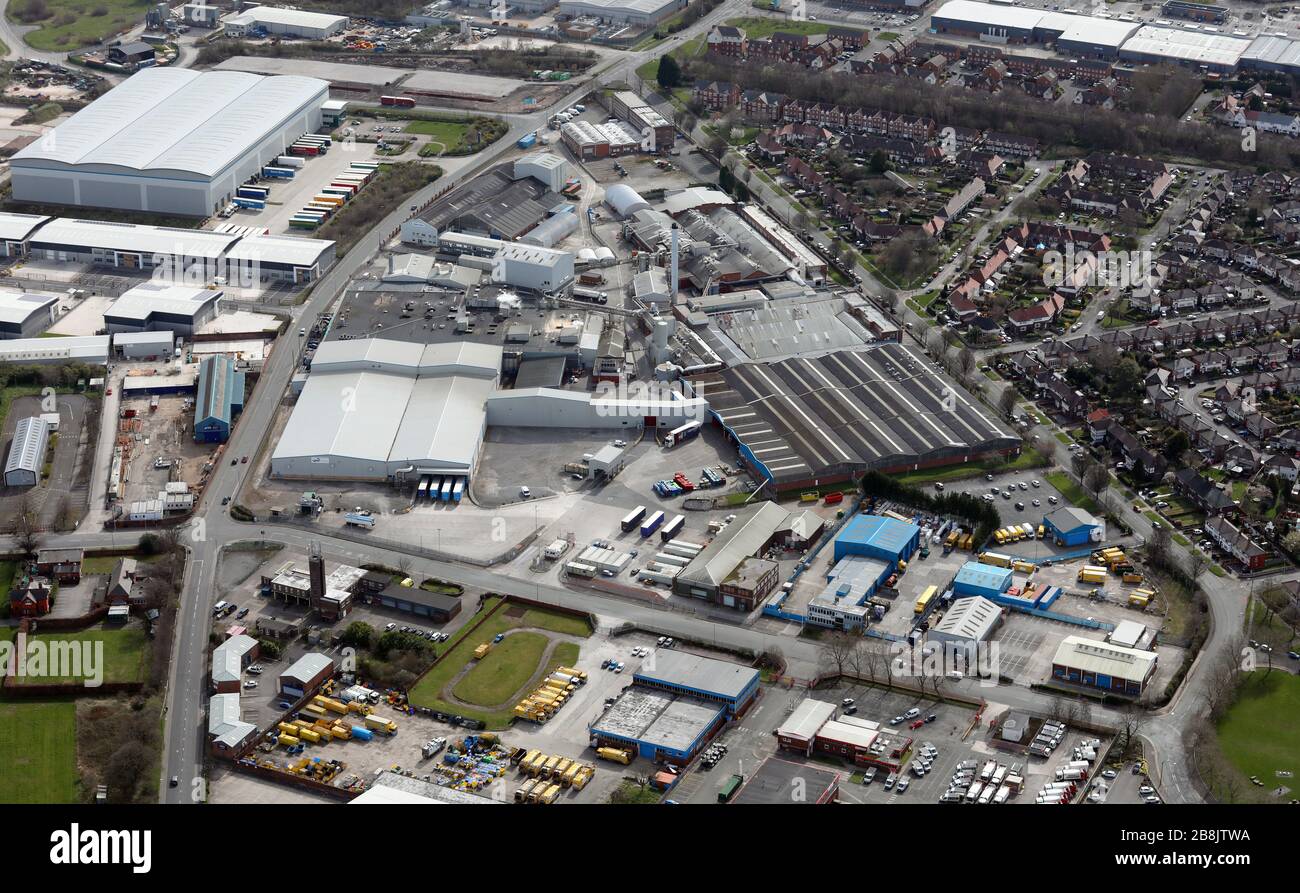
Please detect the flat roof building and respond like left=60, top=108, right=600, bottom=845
left=0, top=292, right=56, bottom=339
left=731, top=757, right=839, bottom=804
left=0, top=334, right=109, bottom=366
left=558, top=0, right=686, bottom=26
left=632, top=650, right=760, bottom=716
left=224, top=6, right=348, bottom=39
left=673, top=502, right=791, bottom=610
left=589, top=687, right=727, bottom=764
left=953, top=561, right=1014, bottom=600
left=11, top=67, right=328, bottom=216
left=105, top=282, right=222, bottom=337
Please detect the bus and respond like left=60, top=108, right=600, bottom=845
left=660, top=514, right=685, bottom=542
left=640, top=510, right=666, bottom=538
left=380, top=95, right=416, bottom=108
left=914, top=585, right=938, bottom=615
left=665, top=420, right=702, bottom=448
left=620, top=506, right=647, bottom=532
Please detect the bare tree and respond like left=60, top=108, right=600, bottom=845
left=819, top=631, right=857, bottom=678
left=13, top=493, right=43, bottom=557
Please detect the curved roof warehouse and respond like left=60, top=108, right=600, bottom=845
left=11, top=68, right=329, bottom=217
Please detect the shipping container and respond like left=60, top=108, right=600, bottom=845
left=718, top=773, right=743, bottom=802
left=275, top=156, right=305, bottom=168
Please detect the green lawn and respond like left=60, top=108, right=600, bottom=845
left=0, top=701, right=78, bottom=803
left=407, top=599, right=591, bottom=728
left=723, top=15, right=865, bottom=39
left=0, top=627, right=150, bottom=685
left=9, top=0, right=152, bottom=52
left=1216, top=672, right=1300, bottom=789
left=403, top=118, right=500, bottom=156
left=452, top=631, right=549, bottom=706
left=1043, top=471, right=1102, bottom=515
left=892, top=449, right=1049, bottom=486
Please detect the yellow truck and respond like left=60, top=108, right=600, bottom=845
left=1129, top=592, right=1151, bottom=608
left=515, top=779, right=539, bottom=803
left=553, top=757, right=573, bottom=779
left=572, top=766, right=594, bottom=791
left=1012, top=560, right=1036, bottom=574
left=979, top=551, right=1013, bottom=568
left=364, top=715, right=397, bottom=735
left=561, top=762, right=581, bottom=787
left=994, top=529, right=1008, bottom=545
left=1036, top=524, right=1045, bottom=539
left=597, top=747, right=632, bottom=765
left=555, top=666, right=588, bottom=684
left=520, top=749, right=541, bottom=772
left=961, top=534, right=975, bottom=551
left=945, top=530, right=960, bottom=549
left=473, top=643, right=492, bottom=660
left=1077, top=565, right=1107, bottom=585
left=541, top=755, right=562, bottom=778
left=316, top=697, right=350, bottom=715
left=525, top=752, right=548, bottom=776
left=297, top=727, right=322, bottom=744
left=1122, top=572, right=1144, bottom=585
left=538, top=783, right=562, bottom=805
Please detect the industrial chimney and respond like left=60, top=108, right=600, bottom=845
left=670, top=223, right=680, bottom=300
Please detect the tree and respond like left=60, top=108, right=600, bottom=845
left=656, top=54, right=682, bottom=90
left=1162, top=431, right=1190, bottom=461
left=13, top=493, right=42, bottom=557
left=104, top=741, right=152, bottom=803
left=819, top=631, right=858, bottom=678
left=340, top=621, right=375, bottom=649
left=1083, top=462, right=1109, bottom=498
left=997, top=386, right=1018, bottom=419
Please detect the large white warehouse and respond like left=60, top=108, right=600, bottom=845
left=11, top=68, right=329, bottom=217
left=271, top=339, right=503, bottom=482
left=223, top=6, right=348, bottom=39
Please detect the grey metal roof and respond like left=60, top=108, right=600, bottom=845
left=636, top=650, right=758, bottom=701
left=5, top=416, right=49, bottom=477
left=13, top=68, right=328, bottom=179
left=701, top=342, right=1018, bottom=484
left=676, top=502, right=790, bottom=589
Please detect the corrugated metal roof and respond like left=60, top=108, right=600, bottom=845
left=0, top=211, right=51, bottom=242
left=0, top=291, right=55, bottom=327
left=239, top=5, right=348, bottom=29
left=931, top=595, right=1001, bottom=641
left=108, top=282, right=221, bottom=324
left=635, top=650, right=758, bottom=700
left=225, top=234, right=335, bottom=268
left=13, top=68, right=328, bottom=178
left=31, top=218, right=239, bottom=259
left=1052, top=635, right=1157, bottom=681
left=4, top=416, right=48, bottom=476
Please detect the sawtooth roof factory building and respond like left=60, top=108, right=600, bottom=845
left=10, top=67, right=329, bottom=216
left=698, top=343, right=1019, bottom=494
left=270, top=338, right=503, bottom=483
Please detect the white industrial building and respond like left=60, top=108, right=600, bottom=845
left=513, top=152, right=570, bottom=193
left=0, top=334, right=109, bottom=366
left=1118, top=25, right=1250, bottom=71
left=11, top=68, right=329, bottom=216
left=271, top=339, right=503, bottom=481
left=105, top=282, right=222, bottom=336
left=4, top=416, right=50, bottom=487
left=224, top=234, right=337, bottom=283
left=223, top=6, right=348, bottom=39
left=928, top=595, right=1002, bottom=659
left=0, top=292, right=57, bottom=339
left=114, top=330, right=175, bottom=359
left=0, top=211, right=51, bottom=258
left=604, top=184, right=651, bottom=218
left=492, top=243, right=574, bottom=292
left=485, top=386, right=709, bottom=429
left=27, top=219, right=241, bottom=273
left=518, top=211, right=580, bottom=249
left=558, top=0, right=685, bottom=26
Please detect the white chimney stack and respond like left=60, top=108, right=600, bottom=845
left=670, top=223, right=679, bottom=299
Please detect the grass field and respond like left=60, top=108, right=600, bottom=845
left=892, top=449, right=1049, bottom=486
left=0, top=627, right=150, bottom=685
left=723, top=15, right=865, bottom=39
left=0, top=701, right=78, bottom=803
left=407, top=599, right=591, bottom=728
left=1216, top=672, right=1300, bottom=791
left=9, top=0, right=152, bottom=51
left=1043, top=471, right=1103, bottom=515
left=452, top=631, right=549, bottom=706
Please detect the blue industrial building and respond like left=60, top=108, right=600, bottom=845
left=833, top=515, right=920, bottom=567
left=1041, top=507, right=1104, bottom=547
left=953, top=562, right=1013, bottom=600
left=590, top=652, right=759, bottom=765
left=194, top=355, right=245, bottom=443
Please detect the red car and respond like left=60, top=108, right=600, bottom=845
left=909, top=719, right=925, bottom=730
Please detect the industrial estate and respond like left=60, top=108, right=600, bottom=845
left=0, top=0, right=1294, bottom=837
